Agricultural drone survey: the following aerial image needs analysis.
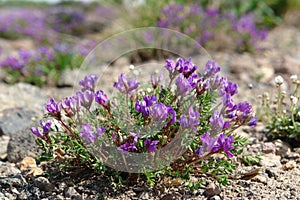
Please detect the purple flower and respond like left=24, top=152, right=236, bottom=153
left=64, top=96, right=81, bottom=113
left=204, top=60, right=220, bottom=78
left=79, top=74, right=98, bottom=92
left=165, top=59, right=176, bottom=71
left=224, top=81, right=238, bottom=96
left=45, top=98, right=60, bottom=114
left=150, top=103, right=176, bottom=124
left=144, top=139, right=159, bottom=153
left=113, top=73, right=140, bottom=95
left=31, top=120, right=52, bottom=138
left=210, top=110, right=230, bottom=134
left=95, top=90, right=108, bottom=106
left=222, top=93, right=235, bottom=110
left=236, top=102, right=253, bottom=118
left=151, top=73, right=164, bottom=89
left=176, top=57, right=198, bottom=77
left=118, top=132, right=140, bottom=154
left=210, top=75, right=226, bottom=91
left=179, top=106, right=200, bottom=132
left=151, top=102, right=169, bottom=119
left=248, top=117, right=257, bottom=127
left=195, top=132, right=217, bottom=156
left=96, top=126, right=106, bottom=137
left=212, top=133, right=234, bottom=158
left=0, top=56, right=24, bottom=70
left=76, top=90, right=94, bottom=109
left=135, top=95, right=156, bottom=117
left=80, top=124, right=97, bottom=143
left=175, top=74, right=195, bottom=96
left=18, top=49, right=32, bottom=63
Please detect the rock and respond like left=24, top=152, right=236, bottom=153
left=19, top=156, right=37, bottom=171
left=0, top=135, right=9, bottom=159
left=161, top=193, right=182, bottom=200
left=257, top=65, right=275, bottom=82
left=0, top=174, right=27, bottom=188
left=0, top=108, right=36, bottom=136
left=286, top=152, right=300, bottom=159
left=64, top=187, right=81, bottom=199
left=210, top=195, right=221, bottom=200
left=11, top=39, right=35, bottom=50
left=0, top=161, right=21, bottom=177
left=274, top=139, right=291, bottom=157
left=283, top=160, right=296, bottom=170
left=259, top=153, right=282, bottom=167
left=262, top=142, right=276, bottom=154
left=0, top=83, right=47, bottom=114
left=204, top=183, right=221, bottom=197
left=57, top=68, right=82, bottom=87
left=7, top=129, right=40, bottom=163
left=283, top=55, right=300, bottom=75
left=33, top=177, right=54, bottom=192
left=229, top=53, right=257, bottom=75
left=265, top=168, right=279, bottom=179
left=251, top=174, right=268, bottom=184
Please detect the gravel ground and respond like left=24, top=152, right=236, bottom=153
left=1, top=11, right=300, bottom=200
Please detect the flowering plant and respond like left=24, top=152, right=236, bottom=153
left=31, top=57, right=256, bottom=187
left=259, top=75, right=300, bottom=146
left=0, top=42, right=94, bottom=86
left=157, top=4, right=267, bottom=52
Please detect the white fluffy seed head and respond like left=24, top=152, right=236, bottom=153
left=290, top=75, right=298, bottom=83
left=275, top=75, right=284, bottom=85
left=290, top=95, right=298, bottom=105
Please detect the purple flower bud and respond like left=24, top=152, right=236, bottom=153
left=45, top=98, right=60, bottom=114
left=96, top=126, right=106, bottom=136
left=113, top=73, right=140, bottom=95
left=79, top=74, right=98, bottom=92
left=248, top=117, right=257, bottom=127
left=31, top=120, right=52, bottom=138
left=76, top=90, right=94, bottom=109
left=175, top=74, right=194, bottom=96
left=151, top=102, right=169, bottom=120
left=204, top=60, right=220, bottom=78
left=144, top=139, right=159, bottom=153
left=210, top=110, right=226, bottom=133
left=225, top=81, right=238, bottom=96
left=151, top=73, right=164, bottom=89
left=80, top=124, right=97, bottom=143
left=179, top=106, right=200, bottom=132
left=135, top=95, right=156, bottom=117
left=212, top=133, right=234, bottom=158
left=118, top=132, right=140, bottom=154
left=195, top=132, right=217, bottom=157
left=95, top=90, right=108, bottom=106
left=222, top=93, right=235, bottom=110
left=30, top=127, right=42, bottom=138
left=165, top=59, right=176, bottom=71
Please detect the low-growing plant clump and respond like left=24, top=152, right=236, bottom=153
left=157, top=3, right=267, bottom=52
left=31, top=57, right=257, bottom=189
left=258, top=75, right=300, bottom=147
left=0, top=41, right=96, bottom=86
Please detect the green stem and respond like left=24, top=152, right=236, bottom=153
left=277, top=86, right=282, bottom=118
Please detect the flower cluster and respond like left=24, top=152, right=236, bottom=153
left=31, top=57, right=256, bottom=186
left=157, top=3, right=267, bottom=51
left=0, top=42, right=95, bottom=86
left=0, top=5, right=115, bottom=41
